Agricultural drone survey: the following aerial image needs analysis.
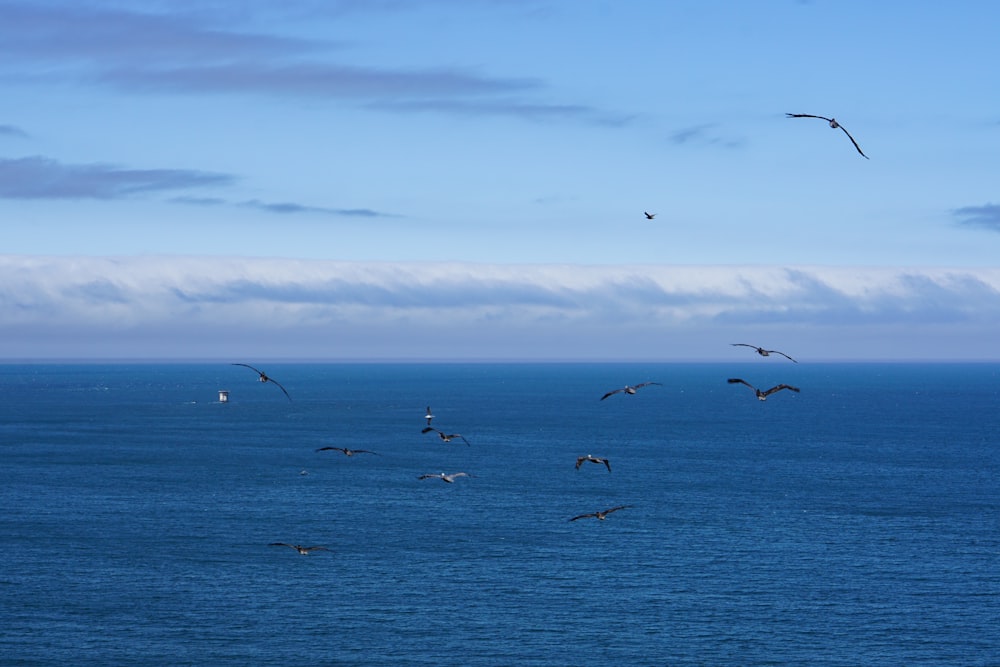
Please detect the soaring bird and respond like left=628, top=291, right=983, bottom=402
left=421, top=427, right=470, bottom=446
left=644, top=211, right=656, bottom=220
left=269, top=543, right=330, bottom=555
left=600, top=382, right=662, bottom=401
left=424, top=406, right=434, bottom=426
left=418, top=472, right=471, bottom=483
left=731, top=343, right=798, bottom=363
left=569, top=505, right=631, bottom=522
left=727, top=378, right=800, bottom=401
left=231, top=363, right=291, bottom=401
left=575, top=454, right=611, bottom=472
left=315, top=446, right=378, bottom=456
left=785, top=113, right=868, bottom=159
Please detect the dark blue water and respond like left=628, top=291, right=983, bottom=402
left=2, top=363, right=998, bottom=665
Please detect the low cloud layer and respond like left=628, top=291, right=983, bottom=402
left=954, top=203, right=1000, bottom=231
left=2, top=256, right=999, bottom=360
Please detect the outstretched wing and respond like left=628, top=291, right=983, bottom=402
left=604, top=504, right=631, bottom=516
left=767, top=349, right=798, bottom=363
left=633, top=382, right=662, bottom=390
left=266, top=377, right=292, bottom=401
left=575, top=456, right=586, bottom=469
left=315, top=446, right=342, bottom=452
left=303, top=546, right=330, bottom=552
left=418, top=473, right=442, bottom=480
left=836, top=124, right=869, bottom=159
left=448, top=434, right=471, bottom=447
left=727, top=378, right=754, bottom=390
left=268, top=542, right=295, bottom=549
left=421, top=427, right=440, bottom=435
left=600, top=388, right=624, bottom=401
left=232, top=362, right=264, bottom=375
left=785, top=113, right=833, bottom=122
left=731, top=343, right=758, bottom=350
left=569, top=512, right=597, bottom=522
left=602, top=458, right=612, bottom=473
left=762, top=384, right=800, bottom=397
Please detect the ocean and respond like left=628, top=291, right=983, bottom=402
left=1, top=362, right=998, bottom=666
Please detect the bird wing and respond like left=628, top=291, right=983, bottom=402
left=600, top=388, right=624, bottom=400
left=786, top=113, right=833, bottom=122
left=604, top=505, right=631, bottom=515
left=575, top=456, right=586, bottom=469
left=353, top=449, right=379, bottom=455
left=569, top=512, right=597, bottom=522
left=418, top=474, right=442, bottom=480
left=304, top=546, right=330, bottom=552
left=762, top=384, right=800, bottom=396
left=268, top=542, right=295, bottom=548
left=602, top=458, right=611, bottom=472
left=315, top=446, right=340, bottom=452
left=731, top=343, right=757, bottom=350
left=421, top=427, right=439, bottom=435
left=450, top=472, right=469, bottom=479
left=451, top=434, right=470, bottom=446
left=836, top=124, right=869, bottom=158
left=634, top=382, right=662, bottom=390
left=266, top=376, right=292, bottom=401
left=768, top=349, right=798, bottom=363
left=727, top=378, right=754, bottom=390
left=232, top=362, right=264, bottom=374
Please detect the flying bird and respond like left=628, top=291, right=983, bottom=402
left=418, top=472, right=471, bottom=483
left=575, top=454, right=611, bottom=472
left=421, top=427, right=470, bottom=446
left=600, top=382, right=662, bottom=401
left=785, top=113, right=868, bottom=159
left=644, top=211, right=656, bottom=220
left=424, top=406, right=434, bottom=425
left=315, top=446, right=378, bottom=456
left=231, top=363, right=291, bottom=401
left=727, top=378, right=800, bottom=401
left=268, top=543, right=331, bottom=555
left=569, top=505, right=631, bottom=522
left=731, top=343, right=798, bottom=363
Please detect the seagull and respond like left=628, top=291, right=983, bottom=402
left=731, top=343, right=798, bottom=363
left=575, top=454, right=611, bottom=472
left=418, top=472, right=471, bottom=483
left=569, top=505, right=631, bottom=522
left=315, top=446, right=378, bottom=456
left=600, top=382, right=662, bottom=401
left=785, top=113, right=868, bottom=159
left=421, top=427, right=470, bottom=446
left=269, top=543, right=331, bottom=555
left=424, top=406, right=434, bottom=426
left=727, top=378, right=800, bottom=401
left=644, top=211, right=656, bottom=220
left=231, top=363, right=291, bottom=401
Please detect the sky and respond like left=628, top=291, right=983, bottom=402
left=2, top=0, right=999, bottom=361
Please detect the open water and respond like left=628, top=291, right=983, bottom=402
left=1, top=362, right=998, bottom=665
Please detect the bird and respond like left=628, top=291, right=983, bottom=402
left=269, top=543, right=331, bottom=555
left=600, top=382, right=662, bottom=401
left=727, top=378, right=800, bottom=401
left=569, top=505, right=631, bottom=522
left=421, top=427, right=470, bottom=446
left=731, top=343, right=797, bottom=363
left=315, top=446, right=378, bottom=456
left=424, top=406, right=434, bottom=425
left=644, top=211, right=656, bottom=220
left=231, top=363, right=291, bottom=400
left=575, top=454, right=611, bottom=472
left=418, top=472, right=471, bottom=483
left=785, top=113, right=868, bottom=159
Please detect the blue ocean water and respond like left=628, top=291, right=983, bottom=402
left=1, top=362, right=998, bottom=666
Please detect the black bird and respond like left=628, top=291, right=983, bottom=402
left=785, top=113, right=868, bottom=159
left=231, top=363, right=291, bottom=401
left=644, top=211, right=656, bottom=220
left=421, top=427, right=470, bottom=446
left=575, top=454, right=611, bottom=472
left=269, top=543, right=330, bottom=555
left=315, top=446, right=378, bottom=456
left=731, top=343, right=797, bottom=363
left=728, top=378, right=800, bottom=401
left=600, top=382, right=662, bottom=401
left=424, top=406, right=434, bottom=426
left=418, top=472, right=470, bottom=483
left=569, top=505, right=631, bottom=522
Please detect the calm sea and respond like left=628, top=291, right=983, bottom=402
left=1, top=362, right=998, bottom=666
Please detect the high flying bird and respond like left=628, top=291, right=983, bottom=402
left=569, top=505, right=631, bottom=522
left=600, top=382, right=662, bottom=401
left=575, top=454, right=611, bottom=472
left=418, top=472, right=471, bottom=483
left=424, top=406, right=434, bottom=426
left=731, top=343, right=798, bottom=363
left=315, top=446, right=378, bottom=456
left=421, top=427, right=470, bottom=446
left=785, top=113, right=868, bottom=159
left=644, top=211, right=656, bottom=220
left=231, top=363, right=291, bottom=401
left=727, top=378, right=800, bottom=401
left=269, top=543, right=331, bottom=555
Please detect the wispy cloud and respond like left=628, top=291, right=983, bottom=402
left=368, top=99, right=633, bottom=126
left=0, top=124, right=29, bottom=138
left=169, top=195, right=393, bottom=217
left=2, top=256, right=999, bottom=360
left=954, top=203, right=1000, bottom=232
left=670, top=123, right=745, bottom=149
left=0, top=156, right=233, bottom=199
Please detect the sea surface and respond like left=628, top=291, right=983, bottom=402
left=1, top=362, right=998, bottom=666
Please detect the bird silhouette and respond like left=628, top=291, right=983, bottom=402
left=569, top=505, right=631, bottom=522
left=727, top=378, right=800, bottom=401
left=269, top=543, right=330, bottom=555
left=418, top=472, right=471, bottom=483
left=315, top=446, right=378, bottom=456
left=575, top=454, right=611, bottom=472
left=644, top=211, right=656, bottom=219
left=785, top=113, right=868, bottom=159
left=421, top=427, right=470, bottom=446
left=731, top=343, right=797, bottom=363
left=231, top=363, right=291, bottom=400
left=600, top=382, right=662, bottom=401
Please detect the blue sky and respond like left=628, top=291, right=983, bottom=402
left=2, top=0, right=999, bottom=360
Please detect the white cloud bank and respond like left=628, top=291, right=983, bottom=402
left=2, top=255, right=1000, bottom=360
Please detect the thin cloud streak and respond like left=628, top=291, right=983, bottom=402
left=169, top=195, right=392, bottom=217
left=954, top=203, right=1000, bottom=232
left=2, top=256, right=1000, bottom=360
left=0, top=124, right=29, bottom=137
left=0, top=156, right=233, bottom=199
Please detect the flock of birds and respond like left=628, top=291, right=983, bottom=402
left=240, top=111, right=860, bottom=553
left=233, top=341, right=802, bottom=553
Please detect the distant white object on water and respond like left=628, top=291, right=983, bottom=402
left=218, top=390, right=229, bottom=403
